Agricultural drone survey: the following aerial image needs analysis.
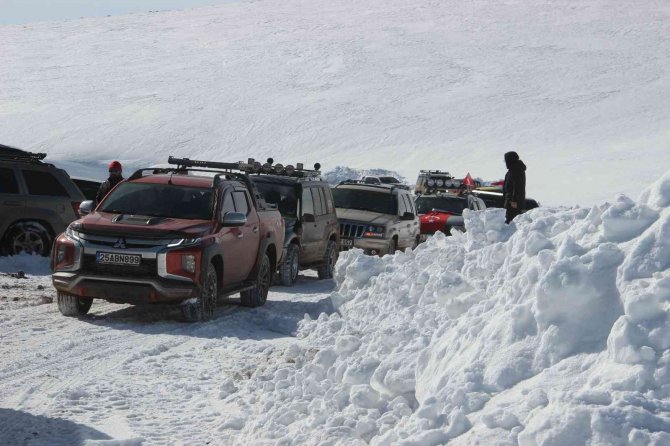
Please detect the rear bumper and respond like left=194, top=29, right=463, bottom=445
left=52, top=272, right=198, bottom=304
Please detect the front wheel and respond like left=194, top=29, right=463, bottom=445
left=240, top=253, right=271, bottom=307
left=57, top=291, right=93, bottom=317
left=317, top=240, right=338, bottom=279
left=181, top=263, right=218, bottom=322
left=386, top=238, right=397, bottom=256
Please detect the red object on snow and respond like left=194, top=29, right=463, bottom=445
left=491, top=180, right=504, bottom=186
left=420, top=210, right=456, bottom=235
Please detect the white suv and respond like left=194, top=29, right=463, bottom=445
left=333, top=182, right=420, bottom=255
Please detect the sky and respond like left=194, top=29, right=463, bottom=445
left=0, top=0, right=236, bottom=24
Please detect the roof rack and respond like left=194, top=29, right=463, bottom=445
left=336, top=179, right=400, bottom=191
left=419, top=169, right=452, bottom=177
left=0, top=144, right=48, bottom=164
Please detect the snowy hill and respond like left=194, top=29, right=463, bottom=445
left=1, top=0, right=669, bottom=205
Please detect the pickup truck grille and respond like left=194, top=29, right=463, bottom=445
left=339, top=222, right=366, bottom=239
left=81, top=255, right=158, bottom=279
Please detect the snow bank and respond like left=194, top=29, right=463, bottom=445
left=220, top=170, right=670, bottom=445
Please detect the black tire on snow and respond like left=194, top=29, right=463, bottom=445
left=3, top=221, right=52, bottom=256
left=278, top=243, right=300, bottom=286
left=240, top=253, right=271, bottom=308
left=317, top=240, right=338, bottom=280
left=181, top=263, right=218, bottom=322
left=387, top=238, right=397, bottom=256
left=57, top=291, right=93, bottom=317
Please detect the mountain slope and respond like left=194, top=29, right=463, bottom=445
left=0, top=0, right=668, bottom=205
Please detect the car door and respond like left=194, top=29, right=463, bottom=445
left=405, top=193, right=420, bottom=242
left=218, top=189, right=244, bottom=285
left=0, top=167, right=25, bottom=237
left=232, top=188, right=260, bottom=280
left=300, top=186, right=319, bottom=262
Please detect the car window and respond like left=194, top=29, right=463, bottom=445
left=0, top=168, right=20, bottom=194
left=233, top=191, right=250, bottom=215
left=221, top=191, right=235, bottom=215
left=302, top=187, right=314, bottom=216
left=398, top=193, right=408, bottom=215
left=22, top=170, right=69, bottom=197
left=321, top=187, right=334, bottom=214
left=333, top=188, right=397, bottom=215
left=402, top=194, right=415, bottom=215
left=312, top=187, right=325, bottom=215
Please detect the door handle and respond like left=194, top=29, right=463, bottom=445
left=253, top=227, right=259, bottom=233
left=3, top=201, right=21, bottom=207
left=237, top=233, right=244, bottom=239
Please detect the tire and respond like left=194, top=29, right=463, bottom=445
left=57, top=291, right=93, bottom=317
left=181, top=263, right=218, bottom=322
left=387, top=238, right=397, bottom=256
left=278, top=243, right=300, bottom=286
left=240, top=253, right=271, bottom=308
left=317, top=240, right=338, bottom=280
left=3, top=222, right=52, bottom=256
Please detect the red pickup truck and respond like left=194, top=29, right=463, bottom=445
left=51, top=157, right=285, bottom=321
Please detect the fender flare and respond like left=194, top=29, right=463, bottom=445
left=250, top=234, right=278, bottom=279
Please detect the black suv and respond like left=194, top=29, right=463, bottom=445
left=250, top=160, right=339, bottom=286
left=0, top=145, right=85, bottom=256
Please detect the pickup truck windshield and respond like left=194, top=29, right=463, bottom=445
left=333, top=189, right=397, bottom=215
left=99, top=183, right=214, bottom=220
left=415, top=196, right=466, bottom=215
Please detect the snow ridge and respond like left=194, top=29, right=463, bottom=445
left=219, top=171, right=670, bottom=445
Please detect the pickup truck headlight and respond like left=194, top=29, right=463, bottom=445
left=363, top=225, right=385, bottom=238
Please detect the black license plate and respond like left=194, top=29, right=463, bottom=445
left=96, top=252, right=141, bottom=266
left=341, top=239, right=354, bottom=248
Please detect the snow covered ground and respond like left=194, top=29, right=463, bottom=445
left=1, top=0, right=669, bottom=205
left=1, top=170, right=669, bottom=445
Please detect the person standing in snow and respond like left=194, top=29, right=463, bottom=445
left=96, top=160, right=124, bottom=204
left=503, top=151, right=526, bottom=224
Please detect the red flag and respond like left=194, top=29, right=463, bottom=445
left=463, top=173, right=475, bottom=188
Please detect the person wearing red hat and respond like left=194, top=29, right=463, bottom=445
left=95, top=160, right=124, bottom=204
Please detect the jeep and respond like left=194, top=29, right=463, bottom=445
left=333, top=181, right=420, bottom=256
left=250, top=161, right=339, bottom=286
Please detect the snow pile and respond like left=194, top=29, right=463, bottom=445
left=220, top=171, right=670, bottom=445
left=323, top=166, right=407, bottom=186
left=0, top=253, right=52, bottom=276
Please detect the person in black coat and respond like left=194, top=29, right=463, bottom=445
left=96, top=160, right=124, bottom=205
left=503, top=151, right=526, bottom=224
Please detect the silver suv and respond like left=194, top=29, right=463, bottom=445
left=0, top=145, right=85, bottom=256
left=333, top=181, right=420, bottom=256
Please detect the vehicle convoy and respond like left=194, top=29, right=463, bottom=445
left=51, top=157, right=285, bottom=321
left=415, top=193, right=486, bottom=240
left=250, top=161, right=339, bottom=286
left=0, top=144, right=85, bottom=256
left=333, top=180, right=420, bottom=256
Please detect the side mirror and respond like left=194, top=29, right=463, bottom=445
left=302, top=213, right=315, bottom=223
left=221, top=212, right=247, bottom=227
left=400, top=212, right=414, bottom=221
left=79, top=200, right=95, bottom=217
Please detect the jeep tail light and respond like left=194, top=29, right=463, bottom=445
left=71, top=201, right=82, bottom=217
left=165, top=249, right=201, bottom=281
